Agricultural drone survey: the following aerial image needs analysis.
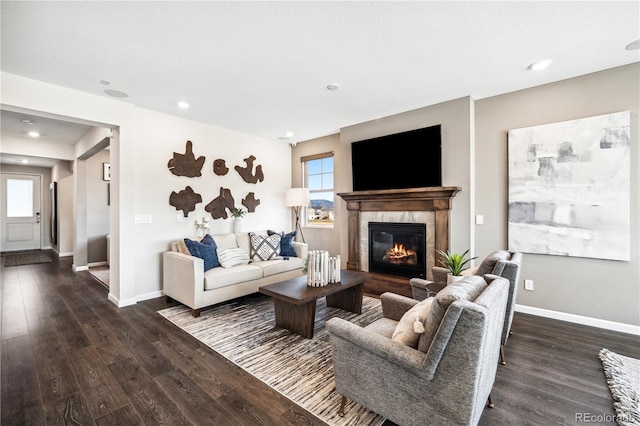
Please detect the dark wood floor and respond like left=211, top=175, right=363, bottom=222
left=1, top=255, right=638, bottom=425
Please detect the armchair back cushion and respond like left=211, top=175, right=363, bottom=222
left=476, top=250, right=511, bottom=276
left=418, top=275, right=488, bottom=353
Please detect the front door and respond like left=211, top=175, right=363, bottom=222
left=1, top=173, right=42, bottom=252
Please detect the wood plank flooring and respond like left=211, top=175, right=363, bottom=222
left=1, top=255, right=638, bottom=425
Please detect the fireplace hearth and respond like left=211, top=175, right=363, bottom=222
left=368, top=222, right=426, bottom=279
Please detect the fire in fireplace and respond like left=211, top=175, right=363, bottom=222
left=368, top=222, right=426, bottom=279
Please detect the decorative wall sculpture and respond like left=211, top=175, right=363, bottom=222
left=167, top=140, right=206, bottom=177
left=213, top=159, right=229, bottom=176
left=508, top=111, right=630, bottom=261
left=241, top=192, right=261, bottom=213
left=235, top=155, right=264, bottom=184
left=170, top=186, right=203, bottom=217
left=205, top=187, right=235, bottom=219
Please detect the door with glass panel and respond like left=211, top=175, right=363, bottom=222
left=1, top=173, right=42, bottom=252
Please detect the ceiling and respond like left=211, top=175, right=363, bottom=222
left=1, top=1, right=639, bottom=166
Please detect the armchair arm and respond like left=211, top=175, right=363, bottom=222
left=162, top=251, right=205, bottom=310
left=380, top=292, right=418, bottom=321
left=432, top=266, right=449, bottom=285
left=326, top=318, right=429, bottom=379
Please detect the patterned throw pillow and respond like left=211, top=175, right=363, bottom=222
left=267, top=230, right=297, bottom=258
left=184, top=236, right=219, bottom=271
left=249, top=232, right=281, bottom=261
left=216, top=248, right=250, bottom=268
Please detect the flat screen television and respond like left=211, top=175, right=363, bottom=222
left=351, top=125, right=441, bottom=191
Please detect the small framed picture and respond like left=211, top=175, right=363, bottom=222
left=103, top=162, right=111, bottom=181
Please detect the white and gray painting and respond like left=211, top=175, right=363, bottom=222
left=508, top=111, right=630, bottom=261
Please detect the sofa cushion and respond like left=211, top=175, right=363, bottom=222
left=253, top=257, right=305, bottom=277
left=417, top=275, right=488, bottom=352
left=268, top=230, right=297, bottom=257
left=476, top=250, right=511, bottom=276
left=250, top=232, right=281, bottom=261
left=184, top=237, right=219, bottom=271
left=213, top=233, right=238, bottom=249
left=204, top=264, right=263, bottom=290
left=217, top=248, right=250, bottom=268
left=364, top=317, right=398, bottom=339
left=392, top=297, right=434, bottom=348
left=175, top=239, right=190, bottom=255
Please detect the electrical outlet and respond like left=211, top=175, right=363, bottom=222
left=524, top=279, right=534, bottom=291
left=176, top=213, right=183, bottom=223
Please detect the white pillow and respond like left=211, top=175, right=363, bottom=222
left=391, top=297, right=434, bottom=348
left=216, top=248, right=250, bottom=268
left=249, top=232, right=281, bottom=261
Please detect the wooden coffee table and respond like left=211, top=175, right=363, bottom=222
left=258, top=269, right=370, bottom=338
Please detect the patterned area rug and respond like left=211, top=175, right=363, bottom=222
left=158, top=294, right=386, bottom=426
left=1, top=250, right=52, bottom=267
left=599, top=348, right=640, bottom=425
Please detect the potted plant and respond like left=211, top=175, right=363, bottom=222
left=230, top=207, right=246, bottom=232
left=436, top=249, right=477, bottom=284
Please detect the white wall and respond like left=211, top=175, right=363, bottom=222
left=1, top=72, right=292, bottom=306
left=87, top=150, right=110, bottom=263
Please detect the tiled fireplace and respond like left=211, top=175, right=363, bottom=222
left=337, top=187, right=460, bottom=282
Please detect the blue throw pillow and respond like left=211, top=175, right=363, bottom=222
left=184, top=235, right=219, bottom=271
left=267, top=230, right=297, bottom=258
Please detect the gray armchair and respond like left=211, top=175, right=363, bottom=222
left=411, top=250, right=522, bottom=365
left=327, top=275, right=509, bottom=426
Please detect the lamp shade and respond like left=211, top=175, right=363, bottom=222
left=285, top=188, right=310, bottom=207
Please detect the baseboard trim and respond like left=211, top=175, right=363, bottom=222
left=515, top=304, right=640, bottom=336
left=72, top=264, right=89, bottom=272
left=88, top=261, right=108, bottom=267
left=58, top=252, right=73, bottom=257
left=137, top=290, right=164, bottom=302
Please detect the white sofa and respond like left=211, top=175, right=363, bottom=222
left=163, top=232, right=308, bottom=317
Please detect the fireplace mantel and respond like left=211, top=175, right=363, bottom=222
left=338, top=187, right=460, bottom=272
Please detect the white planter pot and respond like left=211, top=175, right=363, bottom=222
left=233, top=218, right=242, bottom=233
left=447, top=274, right=464, bottom=285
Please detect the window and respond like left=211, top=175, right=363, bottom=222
left=6, top=178, right=33, bottom=217
left=302, top=152, right=334, bottom=227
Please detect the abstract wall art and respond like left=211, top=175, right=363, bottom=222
left=508, top=111, right=630, bottom=261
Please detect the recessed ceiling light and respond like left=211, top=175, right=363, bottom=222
left=527, top=59, right=552, bottom=71
left=104, top=89, right=129, bottom=98
left=176, top=101, right=190, bottom=109
left=21, top=159, right=29, bottom=164
left=21, top=119, right=34, bottom=125
left=626, top=39, right=640, bottom=51
left=326, top=83, right=340, bottom=91
left=28, top=131, right=40, bottom=138
left=278, top=131, right=294, bottom=141
left=100, top=78, right=111, bottom=86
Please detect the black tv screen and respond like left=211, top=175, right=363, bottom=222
left=351, top=125, right=441, bottom=191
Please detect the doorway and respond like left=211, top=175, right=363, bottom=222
left=1, top=173, right=42, bottom=252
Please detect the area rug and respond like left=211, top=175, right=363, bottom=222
left=2, top=250, right=52, bottom=267
left=158, top=294, right=386, bottom=426
left=598, top=348, right=640, bottom=425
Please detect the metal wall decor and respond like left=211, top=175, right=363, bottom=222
left=167, top=140, right=266, bottom=218
left=205, top=187, right=235, bottom=219
left=170, top=186, right=203, bottom=217
left=235, top=155, right=264, bottom=184
left=213, top=159, right=229, bottom=176
left=241, top=192, right=260, bottom=213
left=167, top=140, right=206, bottom=177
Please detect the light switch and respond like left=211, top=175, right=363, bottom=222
left=475, top=215, right=484, bottom=225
